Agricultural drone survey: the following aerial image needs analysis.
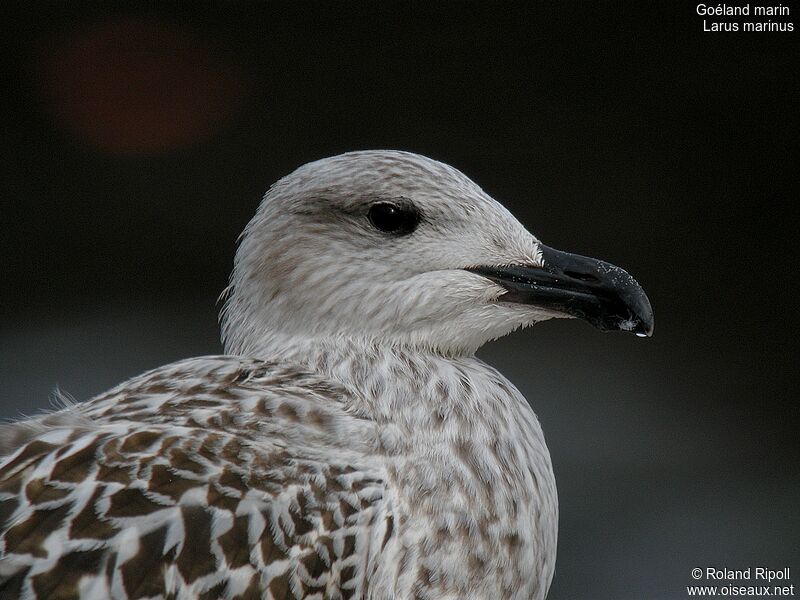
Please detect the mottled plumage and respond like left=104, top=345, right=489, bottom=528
left=0, top=150, right=651, bottom=599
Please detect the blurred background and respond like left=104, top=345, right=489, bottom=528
left=1, top=2, right=797, bottom=598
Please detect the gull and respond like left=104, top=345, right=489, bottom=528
left=0, top=151, right=653, bottom=600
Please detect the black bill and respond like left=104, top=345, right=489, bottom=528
left=467, top=245, right=654, bottom=336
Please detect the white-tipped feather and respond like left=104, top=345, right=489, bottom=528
left=0, top=151, right=558, bottom=600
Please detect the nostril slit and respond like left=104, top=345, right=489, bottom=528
left=564, top=270, right=599, bottom=283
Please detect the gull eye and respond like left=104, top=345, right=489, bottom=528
left=367, top=202, right=420, bottom=235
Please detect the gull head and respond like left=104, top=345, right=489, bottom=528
left=222, top=150, right=653, bottom=356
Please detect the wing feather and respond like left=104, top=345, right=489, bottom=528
left=0, top=356, right=395, bottom=600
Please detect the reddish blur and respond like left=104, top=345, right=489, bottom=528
left=34, top=17, right=249, bottom=155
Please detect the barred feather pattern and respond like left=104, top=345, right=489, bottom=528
left=0, top=357, right=390, bottom=600
left=0, top=345, right=557, bottom=600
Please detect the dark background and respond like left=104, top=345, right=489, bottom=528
left=1, top=2, right=797, bottom=598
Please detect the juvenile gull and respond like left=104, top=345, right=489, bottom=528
left=0, top=151, right=653, bottom=600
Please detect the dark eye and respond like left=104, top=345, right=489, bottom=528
left=367, top=202, right=420, bottom=235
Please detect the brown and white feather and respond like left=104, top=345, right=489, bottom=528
left=0, top=151, right=559, bottom=600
